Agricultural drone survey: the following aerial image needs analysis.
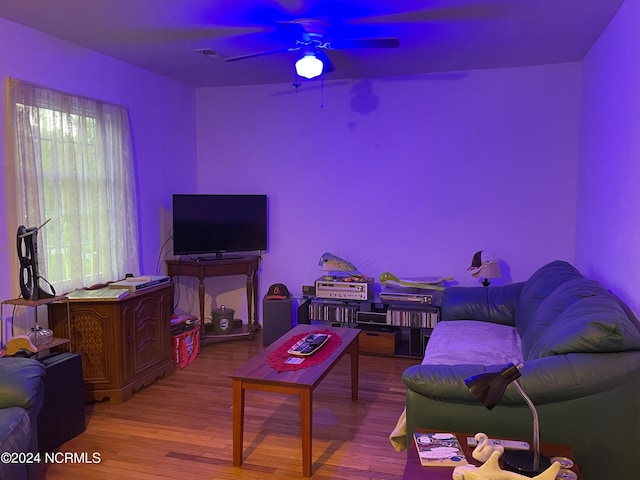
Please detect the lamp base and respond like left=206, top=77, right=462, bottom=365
left=503, top=450, right=552, bottom=477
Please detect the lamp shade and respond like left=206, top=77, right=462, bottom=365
left=295, top=53, right=324, bottom=79
left=468, top=250, right=502, bottom=286
left=464, top=363, right=521, bottom=409
left=473, top=261, right=502, bottom=279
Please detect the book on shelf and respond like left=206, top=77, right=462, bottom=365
left=67, top=287, right=129, bottom=302
left=413, top=432, right=469, bottom=467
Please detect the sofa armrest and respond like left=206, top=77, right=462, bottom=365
left=403, top=351, right=640, bottom=406
left=0, top=357, right=46, bottom=413
left=441, top=283, right=523, bottom=325
left=510, top=352, right=640, bottom=404
left=402, top=363, right=495, bottom=404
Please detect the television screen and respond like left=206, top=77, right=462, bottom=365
left=172, top=194, right=268, bottom=257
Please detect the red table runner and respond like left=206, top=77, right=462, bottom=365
left=267, top=329, right=343, bottom=372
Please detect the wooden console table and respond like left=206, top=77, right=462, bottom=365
left=48, top=283, right=174, bottom=403
left=166, top=256, right=261, bottom=343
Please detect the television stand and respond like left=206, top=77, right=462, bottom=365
left=166, top=256, right=261, bottom=344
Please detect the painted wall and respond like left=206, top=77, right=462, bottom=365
left=577, top=0, right=640, bottom=315
left=7, top=13, right=625, bottom=329
left=192, top=62, right=582, bottom=319
left=0, top=17, right=197, bottom=308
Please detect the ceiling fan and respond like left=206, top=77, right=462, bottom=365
left=223, top=18, right=400, bottom=79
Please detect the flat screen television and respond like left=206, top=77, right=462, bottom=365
left=172, top=194, right=268, bottom=258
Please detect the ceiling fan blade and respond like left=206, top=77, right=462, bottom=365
left=276, top=20, right=312, bottom=43
left=324, top=38, right=400, bottom=50
left=225, top=46, right=300, bottom=62
left=347, top=4, right=512, bottom=24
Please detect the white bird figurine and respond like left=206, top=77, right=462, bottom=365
left=453, top=450, right=560, bottom=480
left=472, top=433, right=504, bottom=463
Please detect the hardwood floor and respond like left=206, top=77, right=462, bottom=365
left=38, top=330, right=417, bottom=479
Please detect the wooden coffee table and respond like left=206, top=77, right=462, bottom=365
left=403, top=429, right=582, bottom=479
left=229, top=324, right=360, bottom=477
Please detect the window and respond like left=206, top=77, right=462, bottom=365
left=5, top=78, right=139, bottom=295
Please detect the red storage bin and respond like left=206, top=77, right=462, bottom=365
left=170, top=314, right=200, bottom=368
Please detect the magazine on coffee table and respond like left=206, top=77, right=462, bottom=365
left=287, top=333, right=330, bottom=356
left=413, top=432, right=469, bottom=467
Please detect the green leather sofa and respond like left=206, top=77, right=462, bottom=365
left=0, top=356, right=46, bottom=480
left=402, top=260, right=640, bottom=480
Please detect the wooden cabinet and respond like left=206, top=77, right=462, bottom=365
left=48, top=283, right=174, bottom=403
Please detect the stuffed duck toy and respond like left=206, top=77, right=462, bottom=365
left=471, top=433, right=505, bottom=463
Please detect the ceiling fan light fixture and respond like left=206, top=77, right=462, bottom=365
left=295, top=52, right=324, bottom=79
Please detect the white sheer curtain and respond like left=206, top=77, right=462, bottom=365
left=5, top=78, right=139, bottom=294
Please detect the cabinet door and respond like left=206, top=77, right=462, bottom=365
left=121, top=290, right=168, bottom=381
left=50, top=303, right=121, bottom=388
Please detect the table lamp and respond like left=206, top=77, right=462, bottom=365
left=467, top=250, right=502, bottom=287
left=464, top=363, right=551, bottom=476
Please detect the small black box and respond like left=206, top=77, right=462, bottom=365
left=37, top=352, right=86, bottom=453
left=262, top=297, right=293, bottom=345
left=356, top=310, right=387, bottom=325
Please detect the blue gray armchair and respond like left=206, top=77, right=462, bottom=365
left=0, top=356, right=46, bottom=480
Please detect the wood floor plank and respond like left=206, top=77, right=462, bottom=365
left=37, top=330, right=417, bottom=479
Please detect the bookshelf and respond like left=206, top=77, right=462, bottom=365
left=299, top=296, right=441, bottom=358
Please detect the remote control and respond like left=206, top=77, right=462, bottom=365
left=466, top=437, right=530, bottom=451
left=288, top=334, right=330, bottom=356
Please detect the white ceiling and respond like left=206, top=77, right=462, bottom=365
left=0, top=0, right=624, bottom=87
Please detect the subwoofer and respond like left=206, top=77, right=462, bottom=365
left=262, top=296, right=293, bottom=346
left=37, top=352, right=86, bottom=453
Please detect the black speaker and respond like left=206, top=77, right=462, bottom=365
left=37, top=352, right=86, bottom=453
left=262, top=296, right=293, bottom=346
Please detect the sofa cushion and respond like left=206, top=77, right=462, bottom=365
left=441, top=283, right=523, bottom=326
left=515, top=260, right=583, bottom=339
left=423, top=320, right=522, bottom=366
left=521, top=277, right=605, bottom=358
left=526, top=293, right=640, bottom=359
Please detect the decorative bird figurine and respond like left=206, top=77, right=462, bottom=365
left=379, top=271, right=452, bottom=291
left=453, top=450, right=560, bottom=480
left=318, top=252, right=357, bottom=273
left=471, top=433, right=504, bottom=463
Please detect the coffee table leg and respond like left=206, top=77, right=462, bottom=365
left=350, top=336, right=359, bottom=401
left=300, top=387, right=312, bottom=477
left=232, top=380, right=245, bottom=466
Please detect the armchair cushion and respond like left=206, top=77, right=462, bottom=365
left=0, top=358, right=45, bottom=413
